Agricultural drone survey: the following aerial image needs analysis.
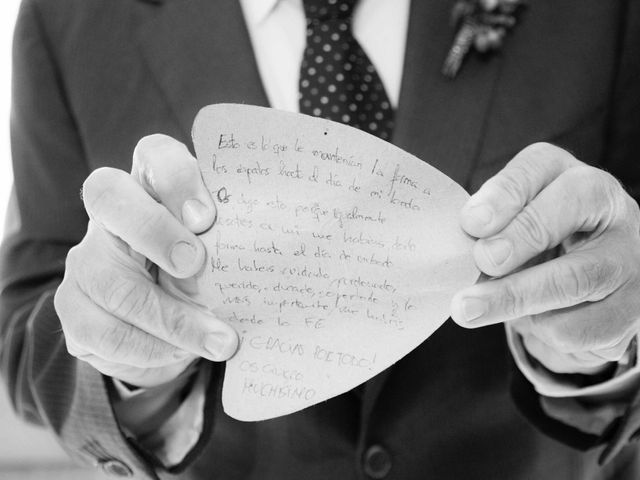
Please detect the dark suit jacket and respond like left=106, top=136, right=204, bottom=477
left=2, top=0, right=640, bottom=478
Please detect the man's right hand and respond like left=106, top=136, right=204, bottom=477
left=54, top=134, right=238, bottom=388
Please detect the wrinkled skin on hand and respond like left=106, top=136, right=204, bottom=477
left=54, top=134, right=238, bottom=388
left=451, top=143, right=640, bottom=375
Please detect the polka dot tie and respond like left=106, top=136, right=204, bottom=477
left=299, top=0, right=394, bottom=141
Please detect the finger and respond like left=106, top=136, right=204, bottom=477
left=74, top=352, right=195, bottom=388
left=83, top=167, right=205, bottom=278
left=526, top=301, right=638, bottom=357
left=519, top=333, right=610, bottom=375
left=590, top=335, right=636, bottom=363
left=56, top=279, right=194, bottom=369
left=512, top=318, right=617, bottom=370
left=511, top=310, right=635, bottom=370
left=461, top=143, right=579, bottom=238
left=71, top=246, right=238, bottom=362
left=132, top=134, right=216, bottom=234
left=450, top=246, right=626, bottom=327
left=474, top=166, right=625, bottom=277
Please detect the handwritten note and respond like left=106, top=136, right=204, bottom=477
left=167, top=104, right=479, bottom=421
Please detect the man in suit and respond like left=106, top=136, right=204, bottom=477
left=1, top=0, right=640, bottom=478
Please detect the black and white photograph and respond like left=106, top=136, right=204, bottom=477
left=0, top=1, right=639, bottom=479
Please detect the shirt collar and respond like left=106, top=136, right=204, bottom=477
left=241, top=0, right=282, bottom=27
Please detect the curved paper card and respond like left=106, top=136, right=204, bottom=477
left=173, top=104, right=479, bottom=421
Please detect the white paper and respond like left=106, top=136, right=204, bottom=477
left=171, top=104, right=479, bottom=421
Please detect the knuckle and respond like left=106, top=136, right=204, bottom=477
left=599, top=172, right=627, bottom=221
left=137, top=133, right=184, bottom=151
left=97, top=322, right=170, bottom=368
left=596, top=341, right=628, bottom=362
left=133, top=134, right=182, bottom=195
left=60, top=315, right=90, bottom=350
left=571, top=167, right=625, bottom=221
left=521, top=142, right=557, bottom=159
left=55, top=282, right=98, bottom=354
left=583, top=257, right=623, bottom=300
left=511, top=205, right=551, bottom=251
left=587, top=167, right=619, bottom=194
left=520, top=142, right=574, bottom=166
left=517, top=142, right=571, bottom=171
left=54, top=280, right=84, bottom=340
left=64, top=336, right=85, bottom=358
left=64, top=243, right=90, bottom=277
left=82, top=167, right=126, bottom=215
left=129, top=286, right=158, bottom=319
left=568, top=165, right=599, bottom=185
left=53, top=282, right=71, bottom=319
left=624, top=195, right=640, bottom=229
left=64, top=244, right=82, bottom=270
left=103, top=279, right=135, bottom=313
left=97, top=324, right=133, bottom=359
left=549, top=261, right=590, bottom=303
left=141, top=340, right=176, bottom=366
left=155, top=163, right=199, bottom=198
left=500, top=283, right=524, bottom=318
left=134, top=134, right=190, bottom=169
left=157, top=144, right=195, bottom=169
left=493, top=170, right=529, bottom=207
left=104, top=278, right=158, bottom=320
left=517, top=142, right=581, bottom=175
left=136, top=206, right=170, bottom=241
left=64, top=243, right=107, bottom=296
left=142, top=341, right=161, bottom=365
left=162, top=307, right=190, bottom=339
left=139, top=147, right=199, bottom=200
left=558, top=256, right=622, bottom=302
left=516, top=143, right=553, bottom=172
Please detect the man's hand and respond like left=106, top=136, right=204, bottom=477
left=54, top=134, right=237, bottom=388
left=451, top=143, right=640, bottom=375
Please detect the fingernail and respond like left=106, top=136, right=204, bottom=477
left=462, top=297, right=488, bottom=322
left=182, top=199, right=210, bottom=229
left=466, top=204, right=493, bottom=227
left=484, top=237, right=512, bottom=265
left=170, top=241, right=198, bottom=272
left=204, top=331, right=234, bottom=361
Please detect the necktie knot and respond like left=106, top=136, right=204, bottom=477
left=302, top=0, right=357, bottom=22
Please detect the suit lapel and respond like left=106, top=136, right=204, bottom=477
left=135, top=0, right=270, bottom=142
left=362, top=0, right=505, bottom=423
left=393, top=0, right=504, bottom=188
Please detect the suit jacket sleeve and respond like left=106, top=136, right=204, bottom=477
left=0, top=1, right=191, bottom=477
left=511, top=0, right=640, bottom=463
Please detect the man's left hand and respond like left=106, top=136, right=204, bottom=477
left=451, top=143, right=640, bottom=375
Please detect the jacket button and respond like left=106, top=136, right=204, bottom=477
left=99, top=459, right=133, bottom=477
left=363, top=444, right=392, bottom=479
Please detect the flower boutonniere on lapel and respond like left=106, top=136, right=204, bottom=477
left=442, top=0, right=527, bottom=78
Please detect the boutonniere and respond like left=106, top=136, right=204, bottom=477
left=442, top=0, right=526, bottom=78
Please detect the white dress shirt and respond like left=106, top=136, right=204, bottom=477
left=114, top=0, right=640, bottom=466
left=243, top=0, right=410, bottom=112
